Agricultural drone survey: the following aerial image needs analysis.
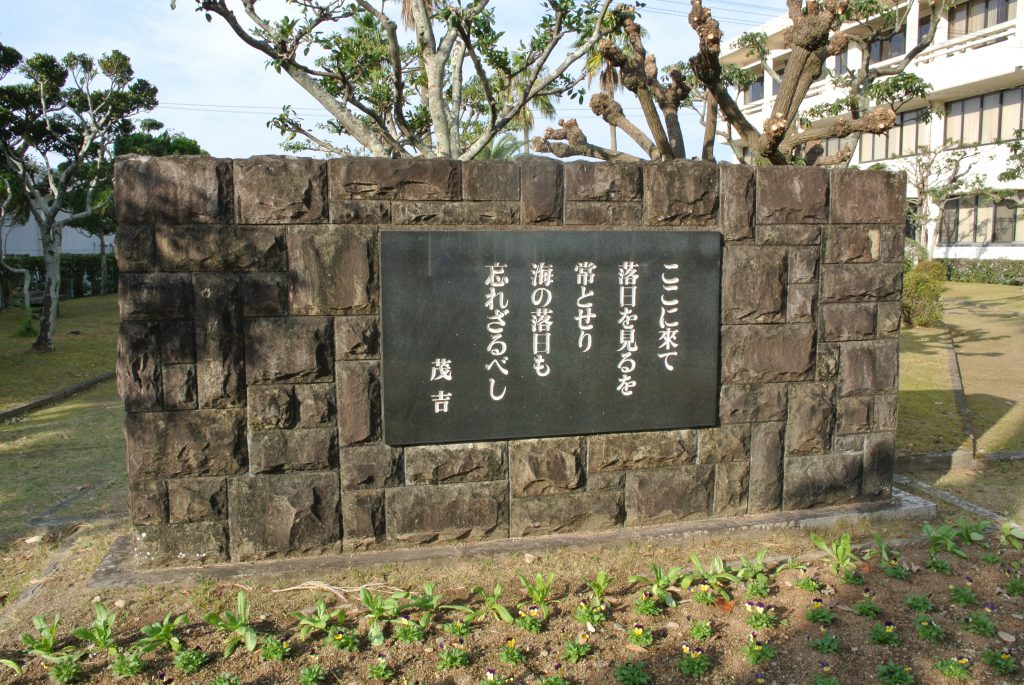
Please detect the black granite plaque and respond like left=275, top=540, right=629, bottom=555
left=380, top=230, right=721, bottom=445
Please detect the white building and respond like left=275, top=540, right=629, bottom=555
left=2, top=216, right=103, bottom=257
left=719, top=0, right=1024, bottom=260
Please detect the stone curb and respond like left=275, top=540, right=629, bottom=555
left=0, top=371, right=115, bottom=423
left=88, top=489, right=936, bottom=589
left=894, top=474, right=1019, bottom=526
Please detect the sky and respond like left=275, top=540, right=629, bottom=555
left=1, top=0, right=787, bottom=160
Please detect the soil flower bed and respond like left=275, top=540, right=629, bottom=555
left=1, top=518, right=1022, bottom=684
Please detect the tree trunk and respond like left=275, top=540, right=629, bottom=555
left=99, top=234, right=108, bottom=295
left=0, top=261, right=31, bottom=317
left=702, top=92, right=718, bottom=161
left=609, top=123, right=617, bottom=152
left=33, top=228, right=61, bottom=352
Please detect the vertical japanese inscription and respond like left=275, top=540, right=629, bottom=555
left=616, top=261, right=639, bottom=396
left=530, top=263, right=554, bottom=377
left=484, top=263, right=509, bottom=401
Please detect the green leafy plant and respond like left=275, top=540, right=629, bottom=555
left=481, top=671, right=511, bottom=685
left=300, top=663, right=328, bottom=685
left=515, top=573, right=556, bottom=631
left=437, top=639, right=470, bottom=669
left=0, top=658, right=21, bottom=676
left=575, top=571, right=612, bottom=625
left=561, top=633, right=592, bottom=664
left=358, top=588, right=403, bottom=646
left=805, top=598, right=836, bottom=625
left=776, top=557, right=808, bottom=573
left=472, top=584, right=515, bottom=625
left=953, top=516, right=989, bottom=546
left=743, top=633, right=774, bottom=665
left=982, top=648, right=1020, bottom=675
left=614, top=660, right=651, bottom=685
left=47, top=655, right=83, bottom=684
left=539, top=674, right=571, bottom=685
left=209, top=673, right=242, bottom=685
left=499, top=636, right=527, bottom=664
left=925, top=553, right=954, bottom=574
left=810, top=630, right=839, bottom=654
left=923, top=522, right=967, bottom=558
left=949, top=578, right=979, bottom=607
left=914, top=616, right=945, bottom=642
left=627, top=622, right=654, bottom=647
left=71, top=602, right=118, bottom=657
left=324, top=625, right=360, bottom=651
left=744, top=601, right=778, bottom=629
left=736, top=550, right=773, bottom=598
left=961, top=609, right=997, bottom=637
left=441, top=619, right=471, bottom=637
left=1007, top=577, right=1024, bottom=596
left=864, top=533, right=900, bottom=565
left=109, top=649, right=143, bottom=678
left=812, top=662, right=839, bottom=685
left=134, top=612, right=187, bottom=654
left=676, top=644, right=710, bottom=679
left=21, top=614, right=79, bottom=663
left=260, top=635, right=291, bottom=661
left=392, top=614, right=428, bottom=643
left=876, top=661, right=915, bottom=685
left=204, top=591, right=259, bottom=658
left=368, top=657, right=395, bottom=681
left=853, top=589, right=881, bottom=618
left=292, top=598, right=346, bottom=640
left=628, top=564, right=683, bottom=609
left=841, top=568, right=865, bottom=585
left=682, top=554, right=740, bottom=601
left=883, top=560, right=910, bottom=581
left=870, top=621, right=901, bottom=646
left=933, top=656, right=971, bottom=680
left=795, top=575, right=824, bottom=593
left=981, top=551, right=1002, bottom=564
left=904, top=593, right=934, bottom=613
left=810, top=533, right=860, bottom=576
left=689, top=619, right=712, bottom=641
left=633, top=591, right=662, bottom=616
left=174, top=648, right=209, bottom=674
left=999, top=522, right=1024, bottom=550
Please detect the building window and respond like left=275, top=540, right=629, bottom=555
left=805, top=136, right=849, bottom=164
left=945, top=86, right=1024, bottom=145
left=918, top=13, right=933, bottom=43
left=947, top=0, right=1017, bottom=38
left=868, top=27, right=906, bottom=62
left=860, top=108, right=929, bottom=162
left=940, top=196, right=1024, bottom=244
left=833, top=51, right=849, bottom=76
left=743, top=72, right=764, bottom=104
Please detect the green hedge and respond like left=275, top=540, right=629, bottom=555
left=1, top=253, right=118, bottom=303
left=902, top=260, right=945, bottom=327
left=941, top=259, right=1024, bottom=285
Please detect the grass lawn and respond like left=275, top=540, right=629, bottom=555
left=896, top=327, right=968, bottom=456
left=0, top=295, right=119, bottom=411
left=943, top=281, right=1024, bottom=315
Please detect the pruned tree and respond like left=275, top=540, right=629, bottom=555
left=0, top=43, right=157, bottom=351
left=537, top=0, right=941, bottom=165
left=1, top=169, right=32, bottom=314
left=176, top=0, right=616, bottom=159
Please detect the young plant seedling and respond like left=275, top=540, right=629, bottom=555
left=204, top=591, right=259, bottom=658
left=744, top=601, right=779, bottom=629
left=291, top=598, right=346, bottom=640
left=436, top=639, right=470, bottom=669
left=876, top=661, right=914, bottom=685
left=676, top=643, right=710, bottom=679
left=689, top=619, right=713, bottom=641
left=805, top=598, right=836, bottom=625
left=870, top=621, right=901, bottom=646
left=109, top=649, right=144, bottom=678
left=260, top=635, right=291, bottom=661
left=614, top=660, right=651, bottom=685
left=71, top=602, right=118, bottom=657
left=174, top=648, right=209, bottom=674
left=627, top=622, right=654, bottom=647
left=682, top=554, right=740, bottom=602
left=853, top=589, right=881, bottom=618
left=933, top=656, right=971, bottom=680
left=914, top=616, right=945, bottom=642
left=810, top=628, right=840, bottom=654
left=810, top=533, right=860, bottom=576
left=982, top=648, right=1020, bottom=675
left=358, top=587, right=404, bottom=646
left=628, top=564, right=683, bottom=610
left=561, top=632, right=592, bottom=664
left=134, top=612, right=187, bottom=654
left=923, top=522, right=967, bottom=558
left=744, top=632, right=775, bottom=665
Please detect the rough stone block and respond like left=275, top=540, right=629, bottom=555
left=167, top=477, right=227, bottom=523
left=564, top=162, right=642, bottom=201
left=341, top=489, right=385, bottom=551
left=462, top=160, right=520, bottom=201
left=330, top=200, right=391, bottom=224
left=719, top=383, right=787, bottom=423
left=587, top=431, right=696, bottom=471
left=134, top=522, right=228, bottom=567
left=880, top=224, right=904, bottom=262
left=564, top=202, right=642, bottom=225
left=337, top=361, right=380, bottom=445
left=510, top=490, right=624, bottom=536
left=837, top=396, right=872, bottom=434
left=125, top=409, right=247, bottom=479
left=834, top=434, right=865, bottom=452
left=520, top=156, right=563, bottom=224
left=234, top=156, right=327, bottom=223
left=757, top=225, right=820, bottom=245
left=874, top=394, right=898, bottom=431
left=245, top=317, right=334, bottom=384
left=643, top=160, right=719, bottom=226
left=839, top=339, right=898, bottom=396
left=159, top=320, right=195, bottom=364
left=698, top=424, right=751, bottom=463
left=288, top=225, right=373, bottom=315
left=584, top=470, right=625, bottom=491
left=816, top=342, right=840, bottom=382
left=240, top=273, right=289, bottom=317
left=830, top=168, right=905, bottom=224
left=821, top=263, right=902, bottom=302
left=789, top=247, right=819, bottom=283
left=723, top=245, right=786, bottom=323
left=130, top=480, right=167, bottom=525
left=405, top=443, right=505, bottom=485
left=755, top=167, right=828, bottom=224
left=720, top=163, right=754, bottom=241
left=194, top=275, right=246, bottom=408
left=155, top=225, right=287, bottom=272
left=118, top=321, right=162, bottom=412
left=338, top=444, right=401, bottom=490
left=115, top=224, right=154, bottom=272
left=786, top=383, right=834, bottom=456
left=821, top=303, right=876, bottom=341
left=249, top=427, right=338, bottom=473
left=721, top=324, right=816, bottom=383
left=248, top=383, right=335, bottom=430
left=783, top=452, right=862, bottom=509
left=228, top=472, right=340, bottom=560
left=163, top=364, right=198, bottom=410
left=714, top=462, right=750, bottom=517
left=330, top=158, right=461, bottom=200
left=787, top=283, right=817, bottom=323
left=115, top=155, right=232, bottom=225
left=119, top=274, right=192, bottom=320
left=335, top=316, right=380, bottom=360
left=386, top=481, right=508, bottom=544
left=510, top=437, right=583, bottom=496
left=749, top=422, right=784, bottom=513
left=392, top=201, right=518, bottom=225
left=876, top=301, right=901, bottom=336
left=824, top=225, right=881, bottom=263
left=625, top=465, right=714, bottom=525
left=863, top=432, right=895, bottom=497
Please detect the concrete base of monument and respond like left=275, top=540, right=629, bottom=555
left=89, top=489, right=936, bottom=588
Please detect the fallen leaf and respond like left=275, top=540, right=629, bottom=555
left=714, top=598, right=735, bottom=613
left=586, top=622, right=596, bottom=633
left=23, top=535, right=41, bottom=545
left=998, top=630, right=1016, bottom=643
left=625, top=644, right=648, bottom=654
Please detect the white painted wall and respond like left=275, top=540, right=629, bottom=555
left=2, top=217, right=102, bottom=257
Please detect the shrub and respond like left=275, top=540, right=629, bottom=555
left=913, top=259, right=948, bottom=282
left=902, top=267, right=944, bottom=327
left=904, top=238, right=928, bottom=273
left=943, top=258, right=1024, bottom=284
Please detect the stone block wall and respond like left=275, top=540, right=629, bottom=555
left=114, top=156, right=904, bottom=566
